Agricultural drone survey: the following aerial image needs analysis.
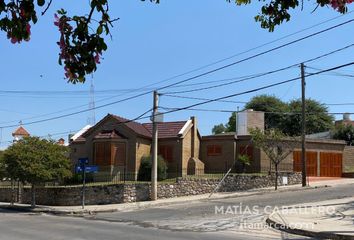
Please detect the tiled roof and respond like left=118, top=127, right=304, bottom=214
left=12, top=126, right=30, bottom=136
left=111, top=114, right=152, bottom=138
left=143, top=121, right=187, bottom=139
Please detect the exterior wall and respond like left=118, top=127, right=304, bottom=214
left=159, top=139, right=182, bottom=174
left=181, top=130, right=192, bottom=174
left=135, top=137, right=152, bottom=173
left=69, top=142, right=87, bottom=170
left=343, top=146, right=354, bottom=173
left=0, top=172, right=301, bottom=206
left=69, top=117, right=140, bottom=175
left=201, top=136, right=235, bottom=173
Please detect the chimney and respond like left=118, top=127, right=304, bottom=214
left=343, top=113, right=351, bottom=121
left=190, top=116, right=199, bottom=158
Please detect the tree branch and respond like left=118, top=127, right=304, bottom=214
left=41, top=0, right=52, bottom=16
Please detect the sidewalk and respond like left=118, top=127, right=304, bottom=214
left=1, top=178, right=353, bottom=215
left=267, top=196, right=354, bottom=239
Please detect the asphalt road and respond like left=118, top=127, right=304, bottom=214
left=0, top=183, right=353, bottom=240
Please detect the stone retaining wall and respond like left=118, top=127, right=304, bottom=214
left=0, top=172, right=301, bottom=206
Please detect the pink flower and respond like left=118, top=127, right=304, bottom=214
left=54, top=14, right=60, bottom=26
left=26, top=24, right=31, bottom=35
left=11, top=37, right=18, bottom=44
left=94, top=53, right=101, bottom=64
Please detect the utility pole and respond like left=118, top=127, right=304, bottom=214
left=151, top=91, right=159, bottom=201
left=301, top=63, right=307, bottom=187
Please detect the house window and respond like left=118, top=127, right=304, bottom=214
left=207, top=145, right=222, bottom=156
left=94, top=142, right=111, bottom=166
left=239, top=145, right=253, bottom=161
left=159, top=145, right=173, bottom=162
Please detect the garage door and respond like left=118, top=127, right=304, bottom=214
left=293, top=151, right=318, bottom=176
left=320, top=152, right=342, bottom=177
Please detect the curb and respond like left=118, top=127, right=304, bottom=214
left=266, top=216, right=354, bottom=240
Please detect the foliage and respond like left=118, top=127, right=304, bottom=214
left=212, top=123, right=227, bottom=134
left=250, top=128, right=298, bottom=190
left=0, top=150, right=5, bottom=178
left=137, top=155, right=167, bottom=181
left=1, top=1, right=352, bottom=82
left=283, top=98, right=334, bottom=136
left=245, top=94, right=288, bottom=130
left=213, top=95, right=334, bottom=136
left=238, top=154, right=251, bottom=166
left=2, top=136, right=72, bottom=184
left=0, top=0, right=117, bottom=83
left=332, top=124, right=354, bottom=146
left=229, top=0, right=352, bottom=31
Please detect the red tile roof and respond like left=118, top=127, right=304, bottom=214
left=74, top=114, right=188, bottom=143
left=143, top=121, right=187, bottom=139
left=12, top=126, right=30, bottom=137
left=111, top=114, right=152, bottom=138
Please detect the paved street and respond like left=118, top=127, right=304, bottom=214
left=1, top=183, right=353, bottom=240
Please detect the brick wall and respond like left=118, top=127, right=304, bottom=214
left=343, top=146, right=354, bottom=173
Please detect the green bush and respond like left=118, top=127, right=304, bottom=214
left=137, top=155, right=167, bottom=181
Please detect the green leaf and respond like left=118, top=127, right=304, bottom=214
left=97, top=25, right=103, bottom=35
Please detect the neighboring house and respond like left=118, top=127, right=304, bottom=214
left=202, top=110, right=353, bottom=177
left=70, top=114, right=204, bottom=180
left=12, top=125, right=30, bottom=142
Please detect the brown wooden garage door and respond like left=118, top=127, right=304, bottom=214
left=293, top=151, right=318, bottom=176
left=320, top=152, right=342, bottom=177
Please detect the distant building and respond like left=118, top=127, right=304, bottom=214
left=57, top=138, right=65, bottom=146
left=12, top=125, right=30, bottom=142
left=335, top=113, right=354, bottom=127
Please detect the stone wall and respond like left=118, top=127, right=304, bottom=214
left=0, top=172, right=301, bottom=206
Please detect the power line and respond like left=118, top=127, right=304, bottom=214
left=162, top=43, right=354, bottom=95
left=1, top=20, right=353, bottom=129
left=130, top=10, right=354, bottom=89
left=160, top=106, right=354, bottom=116
left=157, top=61, right=354, bottom=117
left=156, top=19, right=354, bottom=91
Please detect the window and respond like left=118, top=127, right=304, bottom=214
left=207, top=145, right=222, bottom=156
left=159, top=145, right=173, bottom=162
left=94, top=142, right=111, bottom=166
left=239, top=145, right=253, bottom=161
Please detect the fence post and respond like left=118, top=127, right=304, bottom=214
left=123, top=167, right=126, bottom=183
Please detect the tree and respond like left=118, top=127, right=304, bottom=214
left=283, top=98, right=334, bottom=136
left=0, top=150, right=5, bottom=179
left=1, top=1, right=351, bottom=83
left=332, top=124, right=354, bottom=146
left=238, top=154, right=251, bottom=173
left=212, top=123, right=227, bottom=134
left=3, top=136, right=72, bottom=207
left=213, top=95, right=334, bottom=136
left=250, top=128, right=297, bottom=190
left=137, top=155, right=167, bottom=181
left=245, top=95, right=288, bottom=130
left=231, top=0, right=352, bottom=32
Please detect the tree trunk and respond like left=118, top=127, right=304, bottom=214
left=275, top=164, right=278, bottom=191
left=31, top=184, right=36, bottom=208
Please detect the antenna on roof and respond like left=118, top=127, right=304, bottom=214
left=87, top=75, right=96, bottom=126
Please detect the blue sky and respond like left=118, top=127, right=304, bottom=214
left=1, top=1, right=354, bottom=149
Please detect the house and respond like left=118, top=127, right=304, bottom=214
left=202, top=110, right=354, bottom=177
left=70, top=114, right=204, bottom=180
left=12, top=125, right=30, bottom=142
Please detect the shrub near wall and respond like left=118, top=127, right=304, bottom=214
left=0, top=173, right=301, bottom=206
